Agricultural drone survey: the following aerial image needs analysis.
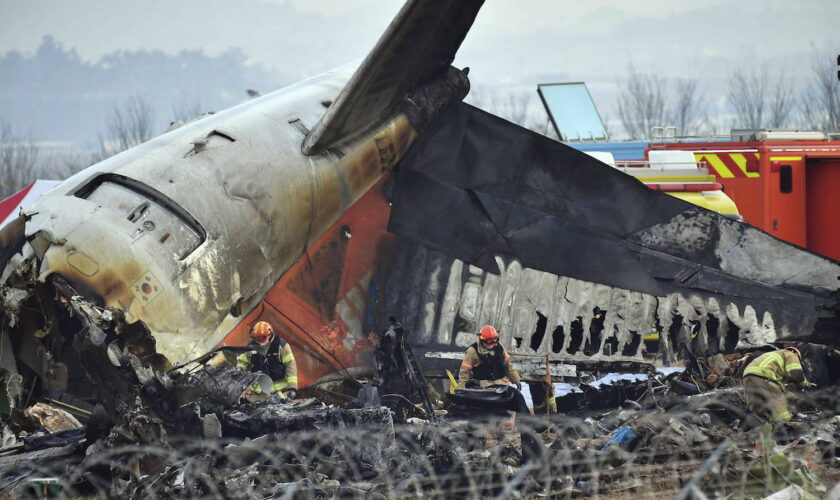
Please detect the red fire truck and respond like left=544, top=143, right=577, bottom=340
left=648, top=130, right=840, bottom=260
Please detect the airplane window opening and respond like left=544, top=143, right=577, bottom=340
left=602, top=333, right=618, bottom=356
left=621, top=332, right=641, bottom=356
left=551, top=325, right=564, bottom=353
left=567, top=319, right=583, bottom=354
left=530, top=312, right=548, bottom=351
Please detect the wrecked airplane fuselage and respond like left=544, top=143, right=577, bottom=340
left=8, top=67, right=419, bottom=365
left=2, top=0, right=840, bottom=416
left=1, top=0, right=482, bottom=408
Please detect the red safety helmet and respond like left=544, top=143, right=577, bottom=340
left=784, top=346, right=803, bottom=360
left=478, top=325, right=499, bottom=346
left=250, top=321, right=274, bottom=345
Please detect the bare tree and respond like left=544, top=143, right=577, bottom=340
left=700, top=113, right=728, bottom=137
left=669, top=78, right=707, bottom=136
left=729, top=68, right=799, bottom=129
left=599, top=111, right=614, bottom=143
left=768, top=75, right=795, bottom=128
left=96, top=95, right=156, bottom=160
left=616, top=65, right=667, bottom=139
left=727, top=69, right=768, bottom=129
left=800, top=51, right=840, bottom=131
left=50, top=149, right=92, bottom=179
left=467, top=86, right=546, bottom=134
left=0, top=121, right=41, bottom=198
left=502, top=92, right=538, bottom=130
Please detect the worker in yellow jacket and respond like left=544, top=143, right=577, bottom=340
left=742, top=347, right=810, bottom=422
left=237, top=321, right=299, bottom=399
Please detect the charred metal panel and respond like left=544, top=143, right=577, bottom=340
left=217, top=181, right=399, bottom=387
left=369, top=239, right=840, bottom=370
left=372, top=241, right=655, bottom=363
left=387, top=102, right=840, bottom=356
left=284, top=227, right=350, bottom=321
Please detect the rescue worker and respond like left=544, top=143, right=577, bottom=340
left=458, top=325, right=524, bottom=447
left=458, top=325, right=522, bottom=389
left=238, top=321, right=298, bottom=399
left=742, top=347, right=810, bottom=422
left=529, top=381, right=557, bottom=414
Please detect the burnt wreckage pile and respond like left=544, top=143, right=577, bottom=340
left=0, top=302, right=839, bottom=499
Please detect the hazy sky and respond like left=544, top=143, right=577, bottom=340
left=2, top=0, right=837, bottom=83
left=1, top=0, right=838, bottom=139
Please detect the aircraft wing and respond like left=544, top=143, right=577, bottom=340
left=303, top=0, right=484, bottom=155
left=388, top=103, right=840, bottom=340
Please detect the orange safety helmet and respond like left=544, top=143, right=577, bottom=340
left=250, top=321, right=274, bottom=345
left=478, top=325, right=499, bottom=345
left=784, top=346, right=803, bottom=360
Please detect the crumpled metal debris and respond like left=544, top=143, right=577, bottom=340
left=0, top=370, right=834, bottom=498
left=0, top=306, right=836, bottom=498
left=23, top=403, right=82, bottom=433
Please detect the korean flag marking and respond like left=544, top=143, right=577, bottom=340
left=131, top=270, right=163, bottom=306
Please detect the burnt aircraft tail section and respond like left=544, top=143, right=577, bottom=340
left=388, top=103, right=840, bottom=346
left=303, top=0, right=484, bottom=154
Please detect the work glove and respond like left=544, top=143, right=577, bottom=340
left=239, top=388, right=254, bottom=404
left=283, top=389, right=298, bottom=400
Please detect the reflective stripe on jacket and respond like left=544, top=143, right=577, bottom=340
left=743, top=349, right=807, bottom=388
left=237, top=340, right=298, bottom=393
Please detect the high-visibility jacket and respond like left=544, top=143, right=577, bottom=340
left=237, top=336, right=298, bottom=394
left=743, top=349, right=807, bottom=388
left=531, top=381, right=557, bottom=414
left=458, top=342, right=521, bottom=388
